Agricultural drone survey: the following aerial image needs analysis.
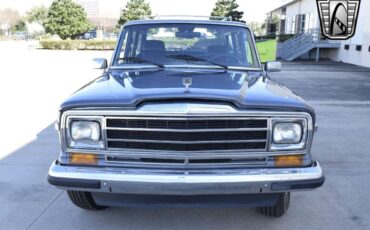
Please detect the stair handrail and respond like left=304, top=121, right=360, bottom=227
left=281, top=28, right=321, bottom=59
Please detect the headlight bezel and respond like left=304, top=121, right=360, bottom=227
left=65, top=116, right=105, bottom=149
left=270, top=118, right=309, bottom=151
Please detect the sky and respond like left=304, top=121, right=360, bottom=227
left=0, top=0, right=288, bottom=23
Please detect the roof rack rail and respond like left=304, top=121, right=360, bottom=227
left=151, top=15, right=232, bottom=21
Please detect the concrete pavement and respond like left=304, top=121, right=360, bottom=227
left=0, top=42, right=369, bottom=230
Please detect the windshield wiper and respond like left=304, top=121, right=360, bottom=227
left=167, top=55, right=228, bottom=70
left=118, top=57, right=165, bottom=68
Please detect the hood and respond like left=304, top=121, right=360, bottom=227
left=60, top=69, right=315, bottom=118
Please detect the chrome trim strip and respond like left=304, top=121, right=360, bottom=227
left=106, top=127, right=268, bottom=132
left=67, top=148, right=274, bottom=156
left=106, top=116, right=269, bottom=120
left=62, top=110, right=312, bottom=118
left=63, top=148, right=283, bottom=158
left=106, top=138, right=267, bottom=144
left=107, top=147, right=267, bottom=153
left=48, top=161, right=323, bottom=194
left=104, top=156, right=268, bottom=168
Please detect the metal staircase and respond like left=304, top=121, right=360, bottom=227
left=279, top=29, right=340, bottom=61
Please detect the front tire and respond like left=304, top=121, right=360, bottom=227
left=257, top=192, right=290, bottom=217
left=67, top=191, right=107, bottom=210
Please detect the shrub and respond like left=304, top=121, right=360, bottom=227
left=39, top=40, right=116, bottom=50
left=277, top=34, right=295, bottom=42
left=255, top=34, right=297, bottom=43
left=255, top=34, right=276, bottom=41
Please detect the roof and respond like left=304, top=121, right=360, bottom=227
left=124, top=19, right=249, bottom=29
left=268, top=0, right=300, bottom=13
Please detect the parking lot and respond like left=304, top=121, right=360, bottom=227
left=0, top=41, right=369, bottom=230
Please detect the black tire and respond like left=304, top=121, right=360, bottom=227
left=257, top=192, right=290, bottom=217
left=67, top=191, right=107, bottom=211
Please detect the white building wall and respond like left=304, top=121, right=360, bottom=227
left=285, top=2, right=300, bottom=33
left=285, top=0, right=319, bottom=34
left=300, top=0, right=320, bottom=31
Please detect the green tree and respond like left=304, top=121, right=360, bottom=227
left=211, top=0, right=245, bottom=23
left=262, top=15, right=280, bottom=34
left=25, top=6, right=48, bottom=24
left=117, top=0, right=152, bottom=28
left=250, top=21, right=263, bottom=36
left=12, top=19, right=26, bottom=32
left=43, top=0, right=92, bottom=39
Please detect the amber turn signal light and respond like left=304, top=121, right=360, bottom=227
left=70, top=153, right=98, bottom=165
left=275, top=155, right=303, bottom=167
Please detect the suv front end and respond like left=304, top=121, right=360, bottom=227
left=48, top=19, right=324, bottom=217
left=49, top=103, right=324, bottom=216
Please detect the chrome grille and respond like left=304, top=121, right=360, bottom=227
left=105, top=117, right=269, bottom=152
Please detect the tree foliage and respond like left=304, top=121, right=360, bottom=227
left=13, top=20, right=26, bottom=32
left=43, top=0, right=92, bottom=39
left=262, top=15, right=280, bottom=33
left=250, top=21, right=264, bottom=36
left=211, top=0, right=245, bottom=23
left=117, top=0, right=152, bottom=28
left=26, top=6, right=48, bottom=24
left=270, top=15, right=280, bottom=24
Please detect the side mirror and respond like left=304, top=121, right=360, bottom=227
left=92, top=58, right=108, bottom=70
left=265, top=61, right=282, bottom=73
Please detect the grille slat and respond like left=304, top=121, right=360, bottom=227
left=107, top=139, right=267, bottom=144
left=107, top=141, right=266, bottom=151
left=105, top=156, right=268, bottom=168
left=105, top=117, right=269, bottom=152
left=106, top=118, right=267, bottom=129
left=107, top=130, right=267, bottom=142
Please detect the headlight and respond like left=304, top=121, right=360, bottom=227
left=66, top=117, right=104, bottom=149
left=71, top=121, right=100, bottom=142
left=273, top=123, right=302, bottom=144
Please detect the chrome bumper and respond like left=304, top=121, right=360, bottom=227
left=48, top=161, right=324, bottom=195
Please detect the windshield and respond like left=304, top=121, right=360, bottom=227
left=113, top=23, right=260, bottom=69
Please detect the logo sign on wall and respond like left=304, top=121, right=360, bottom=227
left=317, top=0, right=361, bottom=40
